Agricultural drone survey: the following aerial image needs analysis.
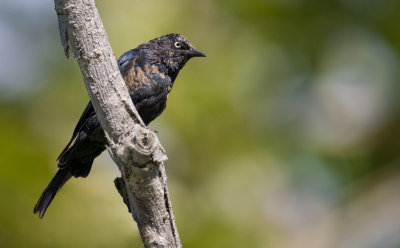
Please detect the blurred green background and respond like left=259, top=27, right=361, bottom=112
left=1, top=0, right=400, bottom=247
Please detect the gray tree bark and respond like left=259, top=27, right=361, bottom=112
left=53, top=0, right=182, bottom=247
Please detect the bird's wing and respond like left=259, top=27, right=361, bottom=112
left=118, top=49, right=138, bottom=74
left=57, top=102, right=94, bottom=161
left=57, top=50, right=135, bottom=162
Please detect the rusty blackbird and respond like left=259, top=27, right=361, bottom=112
left=34, top=33, right=205, bottom=218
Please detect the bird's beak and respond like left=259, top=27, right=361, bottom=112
left=188, top=48, right=206, bottom=58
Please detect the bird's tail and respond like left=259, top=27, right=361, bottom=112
left=33, top=169, right=72, bottom=219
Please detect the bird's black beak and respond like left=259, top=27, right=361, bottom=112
left=188, top=48, right=206, bottom=58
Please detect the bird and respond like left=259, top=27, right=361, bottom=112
left=34, top=33, right=206, bottom=218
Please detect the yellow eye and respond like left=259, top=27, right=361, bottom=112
left=174, top=42, right=182, bottom=48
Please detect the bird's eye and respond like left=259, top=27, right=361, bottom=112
left=174, top=42, right=182, bottom=48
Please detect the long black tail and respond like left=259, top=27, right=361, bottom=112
left=33, top=169, right=72, bottom=219
left=34, top=103, right=106, bottom=219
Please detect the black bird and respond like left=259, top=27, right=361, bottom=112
left=34, top=34, right=205, bottom=218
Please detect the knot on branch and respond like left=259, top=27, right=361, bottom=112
left=116, top=127, right=167, bottom=168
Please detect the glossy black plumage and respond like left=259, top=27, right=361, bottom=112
left=34, top=34, right=205, bottom=218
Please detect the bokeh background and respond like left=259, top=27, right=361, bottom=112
left=1, top=0, right=400, bottom=247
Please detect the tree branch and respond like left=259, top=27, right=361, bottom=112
left=53, top=0, right=181, bottom=247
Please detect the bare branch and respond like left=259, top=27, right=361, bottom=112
left=53, top=0, right=181, bottom=247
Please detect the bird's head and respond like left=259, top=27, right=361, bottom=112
left=143, top=33, right=206, bottom=75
